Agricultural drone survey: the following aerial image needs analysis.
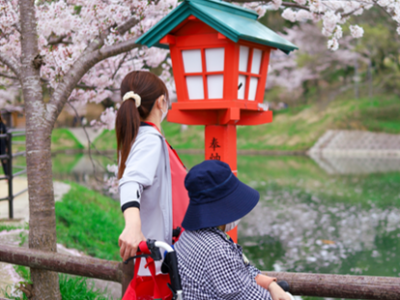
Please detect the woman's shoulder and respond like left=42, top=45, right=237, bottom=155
left=136, top=126, right=162, bottom=141
left=131, top=126, right=164, bottom=152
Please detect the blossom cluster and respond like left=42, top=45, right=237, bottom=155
left=266, top=23, right=362, bottom=95
left=0, top=0, right=176, bottom=115
left=248, top=0, right=400, bottom=51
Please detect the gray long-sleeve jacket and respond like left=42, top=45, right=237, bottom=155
left=119, top=125, right=172, bottom=274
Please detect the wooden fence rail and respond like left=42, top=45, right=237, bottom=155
left=263, top=271, right=400, bottom=300
left=1, top=245, right=400, bottom=299
left=0, top=245, right=133, bottom=295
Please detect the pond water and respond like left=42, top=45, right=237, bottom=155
left=51, top=153, right=400, bottom=300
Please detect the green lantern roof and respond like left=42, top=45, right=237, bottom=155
left=135, top=0, right=298, bottom=54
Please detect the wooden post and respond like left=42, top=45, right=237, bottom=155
left=121, top=260, right=134, bottom=296
left=204, top=124, right=238, bottom=241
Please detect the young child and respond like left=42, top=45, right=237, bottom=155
left=175, top=160, right=291, bottom=300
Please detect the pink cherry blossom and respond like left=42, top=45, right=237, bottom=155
left=327, top=38, right=339, bottom=51
left=282, top=8, right=297, bottom=22
left=349, top=25, right=364, bottom=38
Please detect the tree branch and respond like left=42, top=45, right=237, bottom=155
left=76, top=83, right=120, bottom=92
left=227, top=0, right=310, bottom=11
left=0, top=72, right=18, bottom=80
left=99, top=38, right=141, bottom=59
left=48, top=37, right=141, bottom=120
left=48, top=35, right=72, bottom=46
left=47, top=13, right=142, bottom=122
left=372, top=0, right=394, bottom=19
left=0, top=53, right=21, bottom=78
left=116, top=16, right=140, bottom=35
left=281, top=1, right=309, bottom=11
left=111, top=52, right=129, bottom=80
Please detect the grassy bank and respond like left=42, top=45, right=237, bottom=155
left=55, top=182, right=123, bottom=260
left=51, top=128, right=84, bottom=151
left=9, top=128, right=83, bottom=152
left=93, top=95, right=400, bottom=152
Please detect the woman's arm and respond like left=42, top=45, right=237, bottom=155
left=118, top=134, right=162, bottom=261
left=118, top=207, right=146, bottom=261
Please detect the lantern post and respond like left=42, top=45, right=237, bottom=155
left=136, top=0, right=298, bottom=241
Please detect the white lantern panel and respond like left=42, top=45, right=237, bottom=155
left=186, top=76, right=204, bottom=100
left=239, top=46, right=249, bottom=72
left=248, top=77, right=258, bottom=101
left=251, top=49, right=262, bottom=74
left=238, top=75, right=246, bottom=100
left=207, top=75, right=224, bottom=99
left=205, top=48, right=225, bottom=72
left=182, top=50, right=202, bottom=73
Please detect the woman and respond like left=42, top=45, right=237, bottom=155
left=0, top=114, right=9, bottom=177
left=116, top=71, right=189, bottom=299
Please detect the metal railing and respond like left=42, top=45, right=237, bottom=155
left=0, top=128, right=27, bottom=219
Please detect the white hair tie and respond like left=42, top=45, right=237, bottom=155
left=123, top=91, right=141, bottom=108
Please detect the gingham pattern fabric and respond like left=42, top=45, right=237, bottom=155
left=175, top=227, right=273, bottom=300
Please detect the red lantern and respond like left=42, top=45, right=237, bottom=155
left=137, top=0, right=297, bottom=241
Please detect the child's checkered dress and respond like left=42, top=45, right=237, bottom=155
left=175, top=227, right=273, bottom=300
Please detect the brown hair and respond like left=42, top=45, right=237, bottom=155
left=116, top=71, right=169, bottom=179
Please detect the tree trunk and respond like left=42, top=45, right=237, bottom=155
left=19, top=0, right=61, bottom=299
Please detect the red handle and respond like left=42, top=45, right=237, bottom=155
left=137, top=241, right=150, bottom=254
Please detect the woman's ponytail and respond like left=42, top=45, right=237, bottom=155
left=116, top=99, right=141, bottom=179
left=116, top=71, right=169, bottom=179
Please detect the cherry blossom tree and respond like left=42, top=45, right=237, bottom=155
left=0, top=0, right=175, bottom=298
left=235, top=0, right=400, bottom=50
left=266, top=23, right=365, bottom=100
left=1, top=0, right=400, bottom=298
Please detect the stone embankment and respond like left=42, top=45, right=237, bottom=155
left=308, top=130, right=400, bottom=174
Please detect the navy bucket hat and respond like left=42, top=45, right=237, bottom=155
left=182, top=160, right=260, bottom=231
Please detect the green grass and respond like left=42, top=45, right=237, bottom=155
left=0, top=223, right=28, bottom=232
left=5, top=128, right=84, bottom=153
left=55, top=182, right=123, bottom=260
left=4, top=272, right=107, bottom=300
left=51, top=128, right=84, bottom=151
left=52, top=153, right=84, bottom=174
left=59, top=275, right=108, bottom=300
left=92, top=130, right=117, bottom=151
left=92, top=95, right=400, bottom=152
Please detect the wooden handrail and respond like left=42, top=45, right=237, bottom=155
left=1, top=245, right=400, bottom=299
left=0, top=245, right=122, bottom=282
left=263, top=271, right=400, bottom=299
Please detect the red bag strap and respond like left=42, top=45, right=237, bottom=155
left=130, top=241, right=163, bottom=299
left=145, top=256, right=162, bottom=299
left=143, top=121, right=185, bottom=168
